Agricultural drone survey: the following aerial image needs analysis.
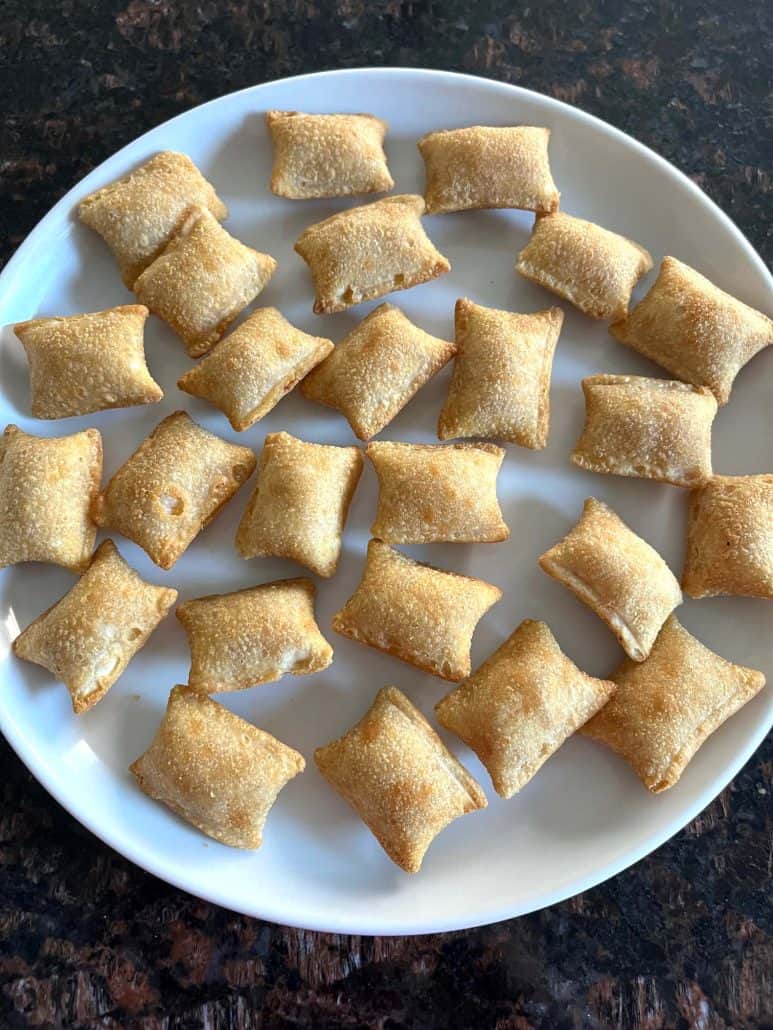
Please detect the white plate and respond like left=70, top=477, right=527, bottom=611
left=0, top=68, right=770, bottom=935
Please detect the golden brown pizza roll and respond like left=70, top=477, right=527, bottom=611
left=0, top=424, right=102, bottom=572
left=177, top=578, right=333, bottom=693
left=300, top=303, right=455, bottom=440
left=267, top=110, right=394, bottom=199
left=236, top=432, right=362, bottom=578
left=315, top=686, right=486, bottom=872
left=78, top=151, right=228, bottom=288
left=332, top=539, right=502, bottom=681
left=682, top=474, right=773, bottom=599
left=134, top=206, right=277, bottom=357
left=515, top=212, right=653, bottom=320
left=582, top=615, right=765, bottom=793
left=418, top=125, right=559, bottom=215
left=93, top=411, right=255, bottom=570
left=294, top=194, right=450, bottom=314
left=13, top=540, right=177, bottom=713
left=438, top=298, right=563, bottom=448
left=367, top=440, right=509, bottom=544
left=539, top=497, right=682, bottom=662
left=14, top=305, right=163, bottom=420
left=177, top=307, right=333, bottom=431
left=610, top=256, right=773, bottom=405
left=131, top=685, right=305, bottom=847
left=436, top=619, right=616, bottom=798
left=571, top=374, right=717, bottom=488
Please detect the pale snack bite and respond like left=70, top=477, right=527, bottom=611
left=131, top=685, right=305, bottom=848
left=539, top=497, right=682, bottom=662
left=582, top=616, right=765, bottom=793
left=94, top=411, right=256, bottom=570
left=177, top=578, right=333, bottom=693
left=436, top=619, right=616, bottom=798
left=332, top=539, right=502, bottom=681
left=133, top=206, right=277, bottom=358
left=418, top=125, right=559, bottom=215
left=13, top=540, right=177, bottom=714
left=571, top=374, right=717, bottom=488
left=682, top=474, right=773, bottom=599
left=294, top=194, right=450, bottom=314
left=0, top=425, right=102, bottom=572
left=177, top=307, right=333, bottom=431
left=266, top=110, right=394, bottom=199
left=315, top=686, right=487, bottom=873
left=367, top=441, right=509, bottom=544
left=236, top=432, right=362, bottom=578
left=515, top=212, right=653, bottom=320
left=438, top=299, right=563, bottom=448
left=610, top=256, right=773, bottom=404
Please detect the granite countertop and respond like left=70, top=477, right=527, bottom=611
left=1, top=2, right=771, bottom=1027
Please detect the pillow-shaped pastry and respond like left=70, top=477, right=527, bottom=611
left=682, top=474, right=773, bottom=599
left=418, top=125, right=559, bottom=215
left=539, top=497, right=682, bottom=662
left=13, top=540, right=177, bottom=713
left=300, top=303, right=455, bottom=440
left=267, top=110, right=394, bottom=199
left=177, top=578, right=333, bottom=693
left=78, top=151, right=228, bottom=288
left=93, top=411, right=256, bottom=570
left=315, top=686, right=486, bottom=872
left=610, top=256, right=773, bottom=405
left=134, top=206, right=277, bottom=357
left=14, top=305, right=163, bottom=420
left=571, top=374, right=717, bottom=488
left=0, top=424, right=102, bottom=572
left=436, top=619, right=616, bottom=798
left=332, top=539, right=502, bottom=681
left=582, top=616, right=765, bottom=792
left=177, top=307, right=333, bottom=431
left=367, top=441, right=509, bottom=544
left=515, top=212, right=653, bottom=320
left=131, top=685, right=305, bottom=848
left=438, top=299, right=563, bottom=448
left=294, top=194, right=450, bottom=314
left=236, top=432, right=362, bottom=578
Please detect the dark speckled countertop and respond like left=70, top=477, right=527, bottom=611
left=1, top=2, right=771, bottom=1027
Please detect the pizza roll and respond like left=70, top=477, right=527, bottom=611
left=0, top=424, right=101, bottom=572
left=571, top=374, right=717, bottom=488
left=177, top=307, right=333, bottom=431
left=418, top=125, right=559, bottom=215
left=130, top=685, right=304, bottom=848
left=13, top=540, right=177, bottom=713
left=94, top=411, right=256, bottom=570
left=438, top=299, right=563, bottom=448
left=367, top=441, right=509, bottom=544
left=582, top=616, right=765, bottom=793
left=300, top=303, right=455, bottom=440
left=236, top=432, right=362, bottom=578
left=294, top=194, right=450, bottom=314
left=610, top=256, right=773, bottom=404
left=515, top=212, right=653, bottom=320
left=539, top=497, right=682, bottom=662
left=134, top=206, right=277, bottom=357
left=177, top=578, right=333, bottom=693
left=436, top=619, right=616, bottom=798
left=332, top=539, right=502, bottom=681
left=682, top=475, right=773, bottom=599
left=14, top=305, right=163, bottom=420
left=315, top=686, right=486, bottom=872
left=267, top=110, right=394, bottom=199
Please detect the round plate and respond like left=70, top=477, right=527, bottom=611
left=0, top=68, right=770, bottom=935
